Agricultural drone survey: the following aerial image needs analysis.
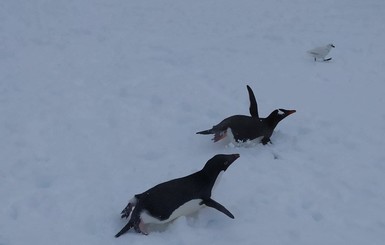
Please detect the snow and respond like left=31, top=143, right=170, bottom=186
left=1, top=0, right=385, bottom=244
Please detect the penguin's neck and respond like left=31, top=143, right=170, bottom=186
left=265, top=114, right=280, bottom=129
left=199, top=169, right=222, bottom=188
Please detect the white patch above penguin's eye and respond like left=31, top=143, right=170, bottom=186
left=278, top=109, right=284, bottom=115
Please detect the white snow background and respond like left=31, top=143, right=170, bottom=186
left=1, top=0, right=385, bottom=244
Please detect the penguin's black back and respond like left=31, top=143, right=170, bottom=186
left=137, top=172, right=211, bottom=220
left=214, top=115, right=266, bottom=142
left=135, top=154, right=237, bottom=221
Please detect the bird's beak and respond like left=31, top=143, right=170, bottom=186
left=226, top=154, right=240, bottom=169
left=287, top=110, right=296, bottom=115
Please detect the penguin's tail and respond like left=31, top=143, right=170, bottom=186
left=197, top=128, right=227, bottom=142
left=115, top=217, right=148, bottom=237
left=115, top=221, right=133, bottom=237
left=196, top=129, right=214, bottom=135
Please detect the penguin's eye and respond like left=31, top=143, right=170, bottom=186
left=224, top=161, right=229, bottom=165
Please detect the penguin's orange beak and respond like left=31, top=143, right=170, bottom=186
left=287, top=110, right=296, bottom=115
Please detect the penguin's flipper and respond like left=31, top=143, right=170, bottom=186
left=246, top=85, right=259, bottom=118
left=201, top=198, right=234, bottom=219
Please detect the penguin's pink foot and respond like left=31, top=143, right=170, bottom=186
left=213, top=131, right=227, bottom=142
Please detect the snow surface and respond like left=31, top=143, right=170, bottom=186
left=1, top=0, right=385, bottom=244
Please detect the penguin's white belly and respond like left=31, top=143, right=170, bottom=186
left=141, top=199, right=204, bottom=224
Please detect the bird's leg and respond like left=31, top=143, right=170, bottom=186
left=120, top=202, right=134, bottom=219
left=261, top=137, right=271, bottom=145
left=139, top=220, right=149, bottom=235
left=314, top=57, right=316, bottom=61
left=133, top=218, right=148, bottom=235
left=213, top=131, right=227, bottom=142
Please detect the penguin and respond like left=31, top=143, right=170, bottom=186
left=307, top=43, right=335, bottom=61
left=115, top=154, right=239, bottom=237
left=196, top=85, right=296, bottom=145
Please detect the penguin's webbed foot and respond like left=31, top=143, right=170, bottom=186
left=213, top=131, right=227, bottom=142
left=134, top=219, right=148, bottom=235
left=261, top=137, right=271, bottom=145
left=120, top=203, right=134, bottom=219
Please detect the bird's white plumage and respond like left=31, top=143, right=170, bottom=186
left=213, top=171, right=224, bottom=192
left=307, top=43, right=335, bottom=60
left=140, top=199, right=204, bottom=224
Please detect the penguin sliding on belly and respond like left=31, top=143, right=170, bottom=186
left=196, top=85, right=296, bottom=145
left=115, top=154, right=240, bottom=237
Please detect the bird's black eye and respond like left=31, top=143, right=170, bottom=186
left=224, top=161, right=229, bottom=165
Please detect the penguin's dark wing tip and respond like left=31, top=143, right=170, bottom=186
left=201, top=198, right=234, bottom=219
left=246, top=85, right=259, bottom=118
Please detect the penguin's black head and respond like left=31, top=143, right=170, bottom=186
left=202, top=154, right=240, bottom=174
left=269, top=109, right=296, bottom=122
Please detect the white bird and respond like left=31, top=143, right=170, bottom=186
left=307, top=43, right=335, bottom=61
